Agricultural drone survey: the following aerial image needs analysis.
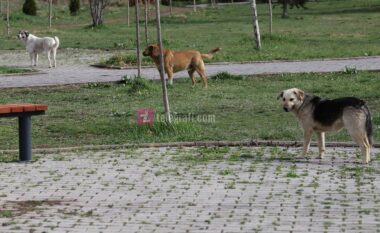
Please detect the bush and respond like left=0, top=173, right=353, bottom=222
left=69, top=0, right=80, bottom=16
left=22, top=0, right=37, bottom=16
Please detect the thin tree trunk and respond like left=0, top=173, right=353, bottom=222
left=155, top=0, right=171, bottom=124
left=282, top=0, right=288, bottom=18
left=144, top=0, right=148, bottom=45
left=169, top=0, right=172, bottom=16
left=49, top=0, right=52, bottom=29
left=135, top=0, right=141, bottom=77
left=6, top=0, right=9, bottom=36
left=268, top=0, right=272, bottom=34
left=1, top=0, right=3, bottom=15
left=193, top=0, right=196, bottom=12
left=127, top=0, right=130, bottom=27
left=250, top=0, right=261, bottom=49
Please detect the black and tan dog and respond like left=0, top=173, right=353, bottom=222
left=278, top=88, right=373, bottom=163
left=143, top=44, right=220, bottom=88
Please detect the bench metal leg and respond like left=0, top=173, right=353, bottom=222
left=19, top=115, right=32, bottom=162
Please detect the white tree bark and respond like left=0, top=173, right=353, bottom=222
left=250, top=0, right=261, bottom=49
left=135, top=0, right=141, bottom=76
left=155, top=0, right=171, bottom=124
left=193, top=0, right=196, bottom=12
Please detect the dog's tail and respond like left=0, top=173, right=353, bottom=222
left=201, top=47, right=221, bottom=59
left=364, top=104, right=373, bottom=146
left=53, top=36, right=60, bottom=49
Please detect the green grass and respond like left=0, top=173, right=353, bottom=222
left=0, top=0, right=379, bottom=61
left=0, top=71, right=379, bottom=150
left=0, top=66, right=36, bottom=74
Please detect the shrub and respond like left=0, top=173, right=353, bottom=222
left=69, top=0, right=81, bottom=16
left=22, top=0, right=37, bottom=16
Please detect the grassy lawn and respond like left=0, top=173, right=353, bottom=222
left=0, top=66, right=36, bottom=74
left=0, top=0, right=379, bottom=61
left=0, top=71, right=379, bottom=150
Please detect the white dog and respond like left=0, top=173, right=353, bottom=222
left=17, top=30, right=60, bottom=68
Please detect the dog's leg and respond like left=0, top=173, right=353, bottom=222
left=344, top=115, right=371, bottom=164
left=166, top=67, right=174, bottom=85
left=29, top=53, right=35, bottom=67
left=196, top=67, right=208, bottom=89
left=53, top=49, right=57, bottom=67
left=317, top=132, right=325, bottom=159
left=188, top=69, right=196, bottom=87
left=35, top=53, right=38, bottom=66
left=47, top=51, right=52, bottom=68
left=303, top=129, right=313, bottom=156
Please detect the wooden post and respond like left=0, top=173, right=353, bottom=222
left=144, top=0, right=148, bottom=45
left=155, top=0, right=171, bottom=124
left=250, top=0, right=261, bottom=49
left=268, top=0, right=272, bottom=34
left=6, top=0, right=9, bottom=36
left=135, top=0, right=141, bottom=76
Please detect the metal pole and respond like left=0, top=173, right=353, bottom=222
left=155, top=0, right=171, bottom=124
left=19, top=115, right=32, bottom=162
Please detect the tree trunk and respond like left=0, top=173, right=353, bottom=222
left=169, top=0, right=172, bottom=16
left=193, top=0, right=196, bottom=12
left=49, top=0, right=52, bottom=29
left=1, top=0, right=3, bottom=15
left=155, top=0, right=171, bottom=124
left=6, top=0, right=9, bottom=36
left=144, top=0, right=148, bottom=45
left=268, top=0, right=272, bottom=34
left=282, top=0, right=288, bottom=18
left=89, top=0, right=109, bottom=27
left=127, top=0, right=130, bottom=26
left=250, top=0, right=261, bottom=49
left=135, top=0, right=141, bottom=77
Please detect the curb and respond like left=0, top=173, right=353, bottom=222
left=0, top=140, right=378, bottom=155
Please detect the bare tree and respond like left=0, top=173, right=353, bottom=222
left=282, top=0, right=288, bottom=18
left=169, top=0, right=172, bottom=16
left=250, top=0, right=261, bottom=49
left=6, top=0, right=10, bottom=36
left=155, top=0, right=171, bottom=124
left=144, top=0, right=148, bottom=45
left=89, top=0, right=111, bottom=27
left=49, top=0, right=52, bottom=28
left=268, top=0, right=272, bottom=34
left=135, top=0, right=141, bottom=76
left=126, top=0, right=130, bottom=26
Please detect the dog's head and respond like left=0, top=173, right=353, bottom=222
left=17, top=30, right=30, bottom=41
left=142, top=44, right=161, bottom=57
left=277, top=88, right=305, bottom=112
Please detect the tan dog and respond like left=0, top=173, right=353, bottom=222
left=278, top=88, right=373, bottom=163
left=142, top=44, right=221, bottom=88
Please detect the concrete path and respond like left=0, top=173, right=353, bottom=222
left=1, top=146, right=379, bottom=232
left=0, top=50, right=380, bottom=88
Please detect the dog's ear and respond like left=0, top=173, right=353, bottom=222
left=294, top=89, right=304, bottom=101
left=151, top=45, right=161, bottom=57
left=25, top=31, right=29, bottom=37
left=277, top=91, right=284, bottom=100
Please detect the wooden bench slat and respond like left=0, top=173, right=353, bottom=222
left=0, top=104, right=48, bottom=114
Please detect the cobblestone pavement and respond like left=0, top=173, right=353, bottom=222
left=1, top=50, right=380, bottom=88
left=1, top=146, right=380, bottom=233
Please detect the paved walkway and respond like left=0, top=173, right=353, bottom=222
left=0, top=50, right=379, bottom=88
left=1, top=146, right=379, bottom=232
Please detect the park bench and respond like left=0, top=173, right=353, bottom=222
left=0, top=103, right=48, bottom=162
